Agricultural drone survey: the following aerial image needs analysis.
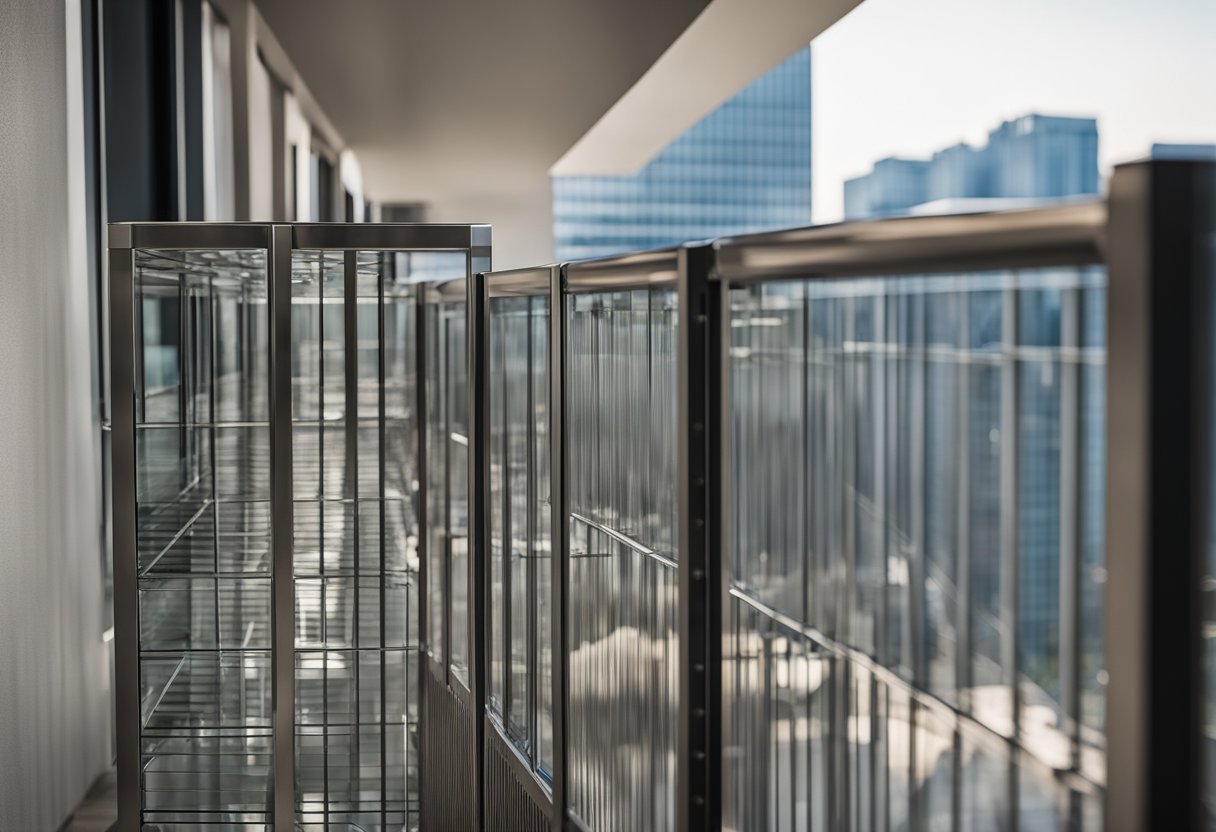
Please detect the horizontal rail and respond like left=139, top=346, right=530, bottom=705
left=569, top=512, right=677, bottom=570
left=713, top=199, right=1106, bottom=281
left=107, top=221, right=490, bottom=253
left=485, top=265, right=556, bottom=298
left=293, top=223, right=491, bottom=252
left=726, top=587, right=1101, bottom=794
left=563, top=247, right=680, bottom=293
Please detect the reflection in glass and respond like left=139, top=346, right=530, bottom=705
left=134, top=248, right=273, bottom=827
left=486, top=293, right=552, bottom=781
left=290, top=251, right=422, bottom=831
left=724, top=268, right=1106, bottom=831
left=567, top=288, right=678, bottom=830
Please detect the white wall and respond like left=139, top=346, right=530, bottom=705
left=0, top=0, right=111, bottom=827
left=247, top=50, right=276, bottom=219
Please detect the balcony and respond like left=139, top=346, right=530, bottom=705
left=105, top=158, right=1216, bottom=831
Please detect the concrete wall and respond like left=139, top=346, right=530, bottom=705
left=0, top=0, right=112, bottom=827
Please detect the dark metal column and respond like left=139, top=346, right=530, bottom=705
left=469, top=268, right=491, bottom=830
left=550, top=265, right=569, bottom=832
left=108, top=227, right=140, bottom=832
left=269, top=224, right=296, bottom=831
left=1105, top=159, right=1216, bottom=832
left=676, top=244, right=722, bottom=831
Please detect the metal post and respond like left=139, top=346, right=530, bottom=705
left=345, top=248, right=362, bottom=794
left=676, top=244, right=722, bottom=831
left=1105, top=159, right=1215, bottom=832
left=716, top=273, right=734, bottom=831
left=415, top=269, right=430, bottom=807
left=468, top=267, right=490, bottom=830
left=550, top=264, right=568, bottom=832
left=269, top=224, right=295, bottom=831
left=109, top=227, right=140, bottom=832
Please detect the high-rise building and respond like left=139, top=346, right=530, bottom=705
left=843, top=113, right=1100, bottom=220
left=552, top=46, right=812, bottom=261
left=986, top=114, right=1099, bottom=199
left=927, top=142, right=989, bottom=202
left=843, top=157, right=930, bottom=220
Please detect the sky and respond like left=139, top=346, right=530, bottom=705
left=810, top=0, right=1216, bottom=223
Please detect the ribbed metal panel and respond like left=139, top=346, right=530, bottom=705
left=483, top=727, right=551, bottom=832
left=421, top=670, right=476, bottom=831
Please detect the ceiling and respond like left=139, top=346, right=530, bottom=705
left=253, top=0, right=711, bottom=266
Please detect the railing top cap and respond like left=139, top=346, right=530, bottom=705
left=483, top=265, right=557, bottom=298
left=563, top=246, right=684, bottom=293
left=713, top=200, right=1106, bottom=281
left=108, top=221, right=492, bottom=252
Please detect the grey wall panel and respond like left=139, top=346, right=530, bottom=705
left=0, top=0, right=112, bottom=827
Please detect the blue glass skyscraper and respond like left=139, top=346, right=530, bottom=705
left=552, top=47, right=812, bottom=261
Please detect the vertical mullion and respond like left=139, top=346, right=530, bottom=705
left=676, top=245, right=720, bottom=831
left=717, top=277, right=734, bottom=831
left=415, top=274, right=429, bottom=812
left=110, top=235, right=140, bottom=832
left=503, top=303, right=514, bottom=730
left=550, top=266, right=568, bottom=832
left=527, top=295, right=538, bottom=761
left=468, top=266, right=490, bottom=830
left=269, top=225, right=295, bottom=832
left=345, top=249, right=361, bottom=809
left=379, top=254, right=388, bottom=832
left=318, top=251, right=329, bottom=829
left=209, top=272, right=221, bottom=659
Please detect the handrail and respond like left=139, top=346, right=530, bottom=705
left=713, top=199, right=1105, bottom=281
left=485, top=264, right=555, bottom=298
left=563, top=247, right=680, bottom=293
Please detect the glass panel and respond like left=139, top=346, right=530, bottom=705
left=425, top=302, right=445, bottom=666
left=447, top=300, right=470, bottom=686
left=134, top=248, right=271, bottom=825
left=916, top=704, right=956, bottom=832
left=567, top=287, right=679, bottom=831
left=487, top=291, right=552, bottom=773
left=506, top=297, right=531, bottom=740
left=534, top=294, right=554, bottom=778
left=291, top=250, right=421, bottom=832
left=1017, top=286, right=1070, bottom=771
left=488, top=301, right=507, bottom=718
left=959, top=723, right=1010, bottom=831
left=730, top=283, right=807, bottom=621
left=725, top=267, right=1106, bottom=829
left=1078, top=285, right=1106, bottom=785
left=924, top=292, right=961, bottom=704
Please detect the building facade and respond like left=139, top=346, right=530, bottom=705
left=844, top=113, right=1100, bottom=220
left=551, top=47, right=812, bottom=261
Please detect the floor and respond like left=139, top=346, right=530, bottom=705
left=61, top=769, right=116, bottom=832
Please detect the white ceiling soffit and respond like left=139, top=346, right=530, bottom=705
left=551, top=0, right=864, bottom=177
left=251, top=0, right=710, bottom=267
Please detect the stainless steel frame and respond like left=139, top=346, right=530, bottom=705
left=108, top=221, right=490, bottom=832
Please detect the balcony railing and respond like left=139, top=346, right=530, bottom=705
left=109, top=159, right=1216, bottom=832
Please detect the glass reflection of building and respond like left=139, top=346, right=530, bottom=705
left=723, top=267, right=1107, bottom=829
left=551, top=47, right=811, bottom=261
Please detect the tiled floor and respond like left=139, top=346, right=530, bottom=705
left=61, top=769, right=116, bottom=832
